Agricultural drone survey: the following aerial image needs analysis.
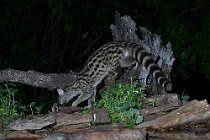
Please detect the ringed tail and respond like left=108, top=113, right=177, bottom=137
left=130, top=43, right=172, bottom=91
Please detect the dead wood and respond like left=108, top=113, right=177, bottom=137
left=8, top=115, right=56, bottom=131
left=0, top=69, right=76, bottom=90
left=109, top=12, right=175, bottom=95
left=136, top=100, right=210, bottom=130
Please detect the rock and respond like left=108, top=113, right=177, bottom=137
left=91, top=108, right=111, bottom=124
left=53, top=112, right=92, bottom=129
left=42, top=133, right=68, bottom=140
left=6, top=130, right=42, bottom=139
left=43, top=128, right=146, bottom=140
left=59, top=106, right=83, bottom=114
left=8, top=115, right=56, bottom=131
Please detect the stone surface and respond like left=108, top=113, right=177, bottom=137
left=2, top=99, right=210, bottom=140
left=8, top=115, right=56, bottom=131
left=91, top=108, right=111, bottom=124
left=53, top=112, right=92, bottom=129
left=6, top=130, right=42, bottom=140
left=43, top=128, right=146, bottom=140
left=59, top=106, right=83, bottom=114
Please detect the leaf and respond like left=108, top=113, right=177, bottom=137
left=136, top=115, right=144, bottom=124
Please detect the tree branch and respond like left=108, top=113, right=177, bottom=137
left=0, top=69, right=76, bottom=90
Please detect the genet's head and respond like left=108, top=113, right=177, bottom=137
left=57, top=88, right=68, bottom=105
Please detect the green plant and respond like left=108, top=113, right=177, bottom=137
left=51, top=103, right=59, bottom=112
left=181, top=90, right=190, bottom=102
left=29, top=102, right=44, bottom=115
left=0, top=83, right=26, bottom=124
left=94, top=78, right=145, bottom=127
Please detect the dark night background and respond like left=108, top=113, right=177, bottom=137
left=0, top=0, right=210, bottom=110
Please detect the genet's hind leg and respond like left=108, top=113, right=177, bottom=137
left=72, top=87, right=94, bottom=107
left=104, top=66, right=124, bottom=86
left=87, top=97, right=94, bottom=108
left=87, top=87, right=97, bottom=108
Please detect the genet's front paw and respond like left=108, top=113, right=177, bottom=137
left=72, top=101, right=79, bottom=107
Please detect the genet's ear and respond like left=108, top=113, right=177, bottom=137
left=57, top=89, right=65, bottom=96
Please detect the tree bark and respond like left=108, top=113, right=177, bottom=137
left=0, top=69, right=76, bottom=90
